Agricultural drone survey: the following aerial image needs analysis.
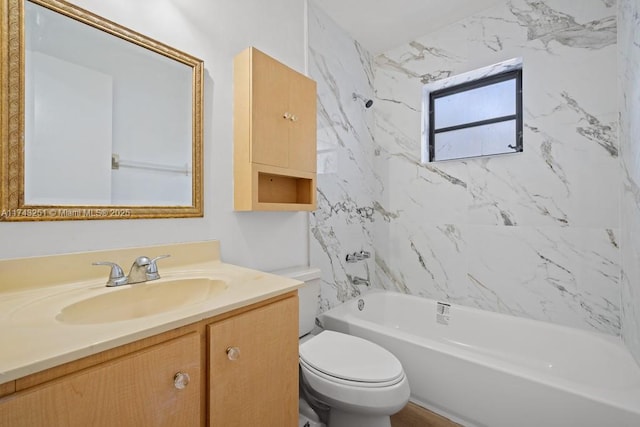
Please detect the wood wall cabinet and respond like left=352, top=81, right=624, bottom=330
left=234, top=47, right=317, bottom=211
left=0, top=293, right=298, bottom=427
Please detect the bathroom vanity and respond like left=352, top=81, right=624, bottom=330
left=0, top=241, right=300, bottom=426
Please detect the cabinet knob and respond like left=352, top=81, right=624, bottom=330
left=283, top=112, right=291, bottom=120
left=173, top=372, right=190, bottom=389
left=226, top=346, right=240, bottom=361
left=290, top=114, right=298, bottom=122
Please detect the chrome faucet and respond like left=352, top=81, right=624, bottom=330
left=93, top=254, right=170, bottom=286
left=345, top=250, right=371, bottom=263
left=127, top=255, right=170, bottom=284
left=350, top=276, right=370, bottom=287
left=127, top=256, right=152, bottom=284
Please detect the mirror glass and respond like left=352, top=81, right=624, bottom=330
left=1, top=0, right=204, bottom=220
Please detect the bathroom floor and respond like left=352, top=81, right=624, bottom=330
left=391, top=403, right=461, bottom=427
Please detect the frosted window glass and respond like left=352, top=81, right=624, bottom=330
left=434, top=120, right=516, bottom=162
left=434, top=79, right=515, bottom=129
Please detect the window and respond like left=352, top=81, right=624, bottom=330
left=422, top=60, right=523, bottom=162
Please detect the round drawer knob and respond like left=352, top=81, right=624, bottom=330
left=173, top=372, right=190, bottom=390
left=226, top=346, right=240, bottom=361
left=283, top=112, right=291, bottom=119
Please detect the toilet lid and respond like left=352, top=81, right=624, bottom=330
left=299, top=330, right=404, bottom=383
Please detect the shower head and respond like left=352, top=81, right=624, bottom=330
left=352, top=92, right=373, bottom=109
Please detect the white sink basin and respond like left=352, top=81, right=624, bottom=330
left=56, top=278, right=227, bottom=324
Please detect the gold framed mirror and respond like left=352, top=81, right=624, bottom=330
left=1, top=0, right=204, bottom=221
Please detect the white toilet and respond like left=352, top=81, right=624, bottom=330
left=276, top=267, right=410, bottom=427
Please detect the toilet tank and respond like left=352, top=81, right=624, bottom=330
left=270, top=266, right=321, bottom=337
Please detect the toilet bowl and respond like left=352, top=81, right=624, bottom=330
left=300, top=330, right=410, bottom=427
left=272, top=266, right=410, bottom=427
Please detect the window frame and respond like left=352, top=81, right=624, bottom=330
left=427, top=68, right=523, bottom=162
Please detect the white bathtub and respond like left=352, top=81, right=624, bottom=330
left=318, top=290, right=640, bottom=427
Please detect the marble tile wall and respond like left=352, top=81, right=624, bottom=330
left=375, top=0, right=620, bottom=335
left=309, top=1, right=622, bottom=336
left=308, top=3, right=378, bottom=310
left=619, top=0, right=640, bottom=364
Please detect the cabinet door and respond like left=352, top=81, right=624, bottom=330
left=288, top=72, right=317, bottom=173
left=251, top=48, right=290, bottom=169
left=0, top=333, right=201, bottom=427
left=209, top=296, right=298, bottom=427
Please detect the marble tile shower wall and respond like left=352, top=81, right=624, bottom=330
left=308, top=3, right=378, bottom=310
left=619, top=0, right=640, bottom=364
left=309, top=1, right=624, bottom=336
left=374, top=0, right=621, bottom=335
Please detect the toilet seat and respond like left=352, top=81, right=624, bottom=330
left=299, top=330, right=404, bottom=387
left=300, top=358, right=405, bottom=388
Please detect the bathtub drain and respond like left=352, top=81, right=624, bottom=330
left=357, top=299, right=365, bottom=311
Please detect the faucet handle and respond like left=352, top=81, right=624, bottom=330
left=146, top=254, right=170, bottom=281
left=92, top=261, right=128, bottom=287
left=345, top=252, right=359, bottom=263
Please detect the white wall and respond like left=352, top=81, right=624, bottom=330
left=25, top=51, right=113, bottom=205
left=0, top=0, right=309, bottom=273
left=109, top=48, right=193, bottom=206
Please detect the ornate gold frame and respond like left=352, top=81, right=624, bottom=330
left=0, top=0, right=204, bottom=221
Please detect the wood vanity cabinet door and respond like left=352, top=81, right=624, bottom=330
left=208, top=295, right=299, bottom=426
left=250, top=48, right=291, bottom=169
left=0, top=333, right=201, bottom=427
